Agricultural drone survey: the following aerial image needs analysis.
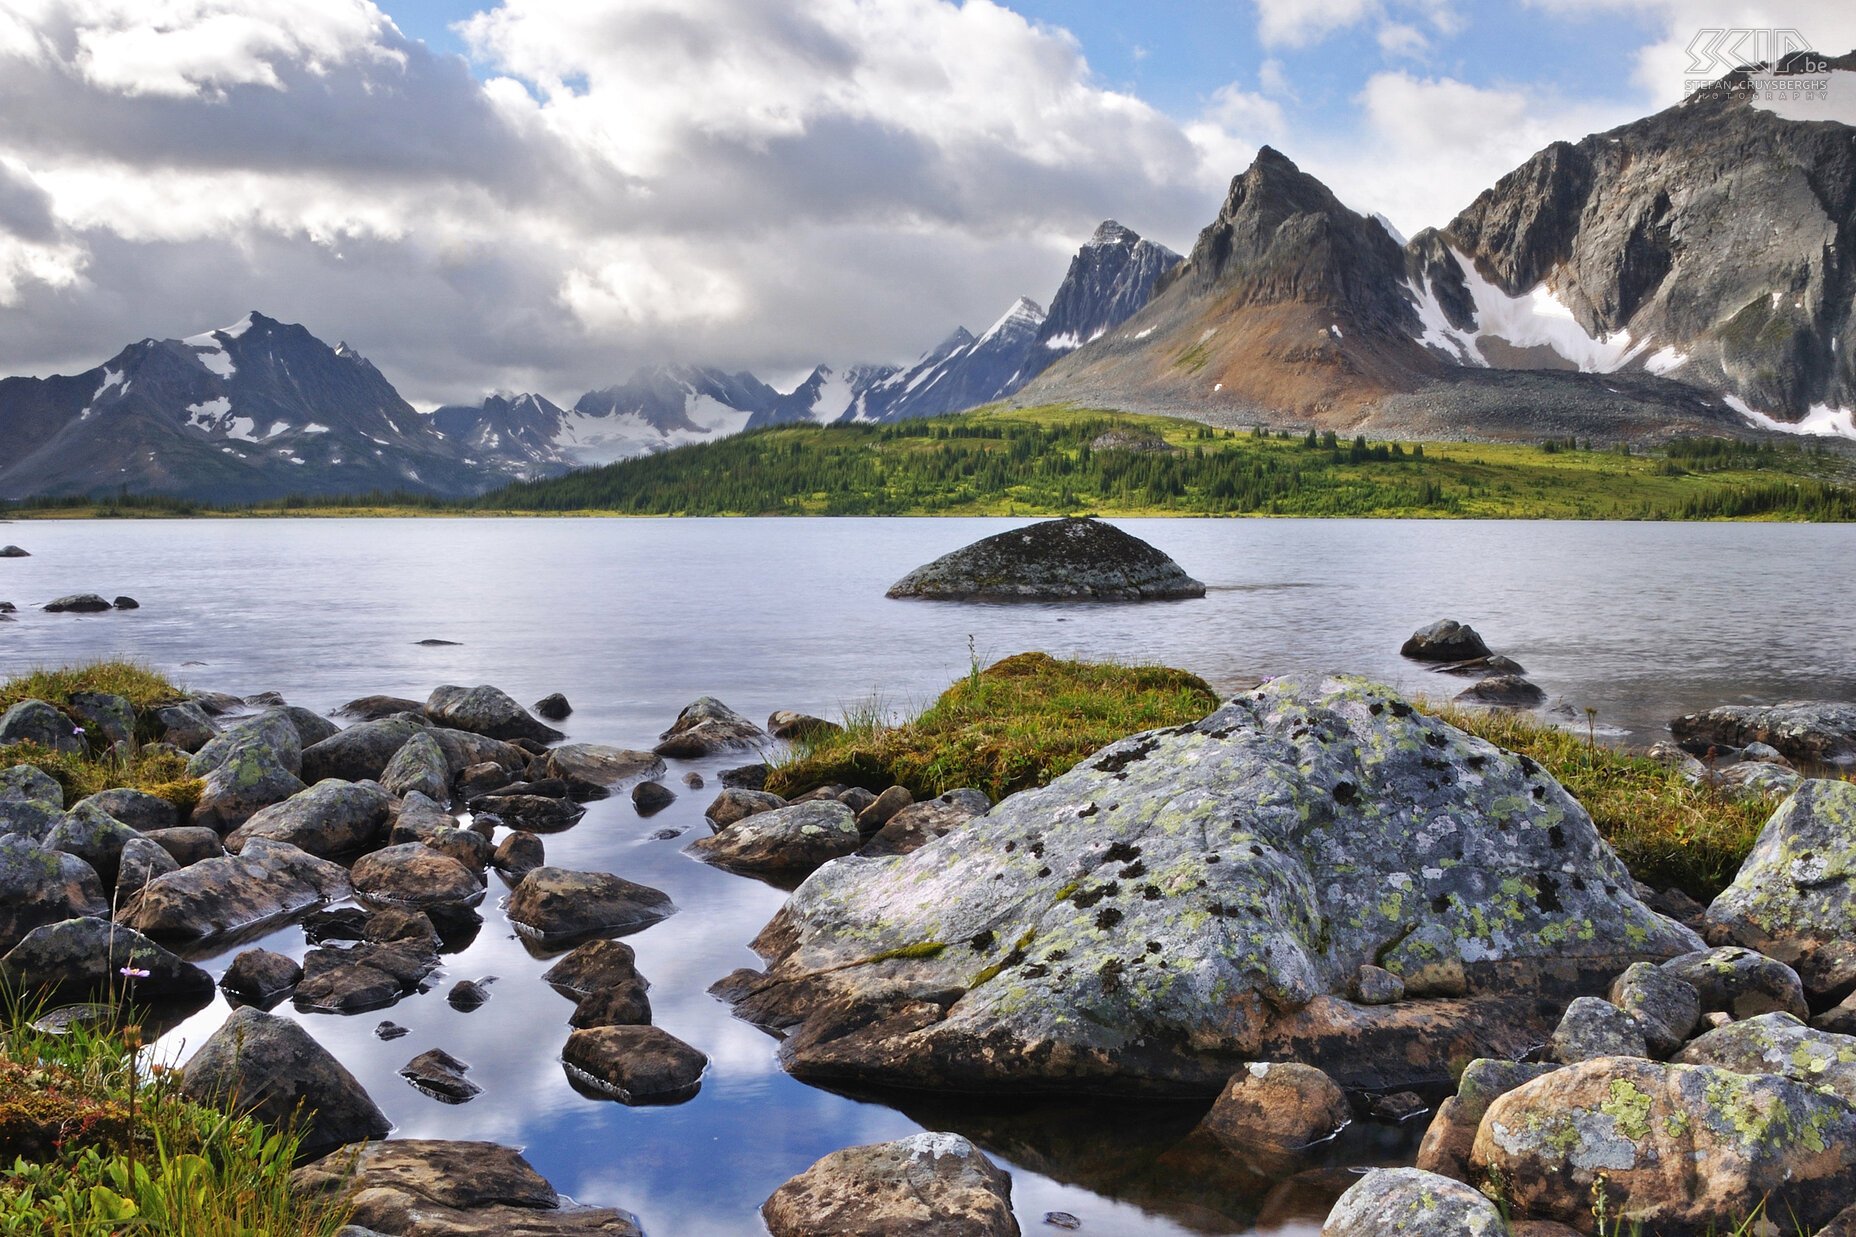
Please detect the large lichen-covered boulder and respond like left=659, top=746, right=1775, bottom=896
left=0, top=916, right=213, bottom=1005
left=1673, top=1011, right=1856, bottom=1105
left=187, top=710, right=306, bottom=831
left=224, top=779, right=395, bottom=859
left=1705, top=779, right=1856, bottom=999
left=300, top=715, right=425, bottom=783
left=119, top=838, right=349, bottom=941
left=1471, top=1056, right=1856, bottom=1235
left=426, top=685, right=564, bottom=745
left=0, top=764, right=67, bottom=841
left=886, top=516, right=1204, bottom=601
left=0, top=699, right=83, bottom=754
left=762, top=1132, right=1018, bottom=1237
left=40, top=801, right=139, bottom=889
left=0, top=834, right=108, bottom=953
left=381, top=729, right=451, bottom=803
left=1321, top=1167, right=1507, bottom=1236
left=727, top=676, right=1700, bottom=1094
left=1671, top=700, right=1856, bottom=767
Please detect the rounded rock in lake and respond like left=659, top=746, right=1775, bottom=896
left=562, top=1024, right=706, bottom=1105
left=112, top=596, right=139, bottom=610
left=631, top=781, right=675, bottom=816
left=506, top=866, right=675, bottom=945
left=1454, top=674, right=1546, bottom=708
left=534, top=692, right=572, bottom=721
left=762, top=1131, right=1017, bottom=1237
left=886, top=516, right=1204, bottom=602
left=0, top=545, right=27, bottom=557
left=1399, top=619, right=1492, bottom=662
left=1198, top=1062, right=1351, bottom=1162
left=43, top=593, right=112, bottom=614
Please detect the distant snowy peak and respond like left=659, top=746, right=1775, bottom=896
left=980, top=296, right=1048, bottom=344
left=1028, top=220, right=1182, bottom=376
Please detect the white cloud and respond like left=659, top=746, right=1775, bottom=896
left=1253, top=0, right=1380, bottom=48
left=1377, top=22, right=1430, bottom=56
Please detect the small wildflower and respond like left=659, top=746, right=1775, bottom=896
left=120, top=965, right=151, bottom=980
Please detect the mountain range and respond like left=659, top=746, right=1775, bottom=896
left=1, top=54, right=1851, bottom=501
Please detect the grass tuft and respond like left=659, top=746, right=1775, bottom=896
left=0, top=662, right=185, bottom=717
left=0, top=662, right=201, bottom=810
left=769, top=652, right=1218, bottom=802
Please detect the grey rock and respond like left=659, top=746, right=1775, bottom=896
left=114, top=835, right=179, bottom=901
left=333, top=695, right=424, bottom=722
left=447, top=979, right=490, bottom=1011
left=187, top=708, right=304, bottom=777
left=1351, top=964, right=1406, bottom=1005
left=653, top=697, right=767, bottom=758
left=40, top=801, right=138, bottom=889
left=301, top=716, right=424, bottom=783
left=681, top=772, right=704, bottom=789
left=1608, top=962, right=1699, bottom=1056
left=493, top=830, right=545, bottom=878
left=836, top=786, right=878, bottom=815
left=506, top=867, right=675, bottom=946
left=470, top=794, right=583, bottom=833
left=111, top=596, right=138, bottom=610
left=1432, top=655, right=1528, bottom=678
left=1548, top=996, right=1649, bottom=1063
left=426, top=684, right=564, bottom=745
left=731, top=675, right=1699, bottom=1094
left=687, top=800, right=861, bottom=878
left=1711, top=760, right=1803, bottom=797
left=381, top=730, right=451, bottom=804
left=1674, top=1011, right=1856, bottom=1106
left=762, top=1132, right=1017, bottom=1237
left=704, top=788, right=785, bottom=829
left=1740, top=741, right=1792, bottom=767
left=861, top=791, right=989, bottom=857
left=1400, top=620, right=1491, bottom=663
left=79, top=787, right=179, bottom=832
left=427, top=727, right=530, bottom=778
left=425, top=826, right=492, bottom=876
left=1672, top=701, right=1856, bottom=767
left=181, top=1005, right=389, bottom=1158
left=631, top=781, right=675, bottom=815
left=1706, top=778, right=1856, bottom=999
left=1454, top=675, right=1546, bottom=708
left=0, top=699, right=82, bottom=753
left=402, top=1048, right=481, bottom=1103
left=887, top=517, right=1203, bottom=602
left=121, top=838, right=349, bottom=941
left=221, top=948, right=302, bottom=1001
left=351, top=843, right=484, bottom=914
left=0, top=545, right=25, bottom=557
left=534, top=692, right=572, bottom=721
left=719, top=763, right=769, bottom=790
left=561, top=1024, right=706, bottom=1104
left=1321, top=1168, right=1506, bottom=1236
left=152, top=701, right=218, bottom=752
left=0, top=915, right=213, bottom=1004
left=187, top=710, right=307, bottom=831
left=0, top=764, right=67, bottom=841
left=67, top=691, right=134, bottom=745
left=388, top=791, right=459, bottom=846
left=456, top=761, right=515, bottom=800
left=226, top=779, right=395, bottom=859
left=44, top=593, right=111, bottom=613
left=142, top=825, right=224, bottom=867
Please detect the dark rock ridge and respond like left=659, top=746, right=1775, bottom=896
left=725, top=675, right=1699, bottom=1095
left=887, top=517, right=1205, bottom=601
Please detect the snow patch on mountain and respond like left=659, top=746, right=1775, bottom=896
left=1726, top=394, right=1856, bottom=440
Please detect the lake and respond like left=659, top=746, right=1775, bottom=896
left=1, top=516, right=1851, bottom=1234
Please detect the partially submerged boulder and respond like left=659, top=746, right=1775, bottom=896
left=726, top=675, right=1699, bottom=1094
left=1197, top=1062, right=1351, bottom=1161
left=762, top=1132, right=1018, bottom=1237
left=886, top=517, right=1203, bottom=602
left=506, top=867, right=675, bottom=946
left=546, top=744, right=664, bottom=793
left=426, top=685, right=564, bottom=745
left=653, top=698, right=767, bottom=759
left=120, top=838, right=349, bottom=941
left=561, top=1024, right=706, bottom=1104
left=686, top=800, right=862, bottom=879
left=1399, top=620, right=1492, bottom=663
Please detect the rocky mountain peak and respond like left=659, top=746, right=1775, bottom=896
left=1087, top=219, right=1137, bottom=247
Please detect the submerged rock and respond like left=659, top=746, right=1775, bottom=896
left=43, top=593, right=112, bottom=613
left=401, top=1047, right=481, bottom=1103
left=887, top=516, right=1203, bottom=602
left=1454, top=675, right=1546, bottom=709
left=1399, top=620, right=1491, bottom=663
left=762, top=1132, right=1018, bottom=1237
left=727, top=675, right=1699, bottom=1095
left=1671, top=700, right=1856, bottom=766
left=1197, top=1062, right=1351, bottom=1162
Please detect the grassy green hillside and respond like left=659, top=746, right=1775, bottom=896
left=467, top=405, right=1856, bottom=520
left=6, top=404, right=1855, bottom=520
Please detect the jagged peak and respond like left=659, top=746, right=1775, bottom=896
left=1088, top=220, right=1137, bottom=247
left=978, top=296, right=1047, bottom=343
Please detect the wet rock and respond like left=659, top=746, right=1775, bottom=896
left=352, top=843, right=484, bottom=915
left=1607, top=962, right=1698, bottom=1056
left=426, top=685, right=564, bottom=745
left=1674, top=1011, right=1856, bottom=1105
left=152, top=701, right=218, bottom=752
left=719, top=763, right=769, bottom=790
left=221, top=948, right=302, bottom=1002
left=301, top=716, right=424, bottom=783
left=292, top=1139, right=644, bottom=1237
left=506, top=867, right=675, bottom=946
left=226, top=779, right=395, bottom=859
left=383, top=730, right=452, bottom=803
left=181, top=1005, right=390, bottom=1158
left=334, top=695, right=425, bottom=722
left=1471, top=1056, right=1856, bottom=1234
left=0, top=545, right=25, bottom=557
left=1399, top=620, right=1492, bottom=663
left=855, top=785, right=913, bottom=836
left=493, top=831, right=545, bottom=878
left=767, top=710, right=841, bottom=742
left=888, top=517, right=1203, bottom=603
left=704, top=788, right=785, bottom=828
left=448, top=979, right=490, bottom=1011
left=114, top=835, right=179, bottom=901
left=388, top=791, right=459, bottom=846
left=653, top=697, right=767, bottom=758
left=1351, top=964, right=1406, bottom=1005
left=1671, top=701, right=1856, bottom=767
left=534, top=693, right=572, bottom=721
left=188, top=691, right=248, bottom=717
left=0, top=764, right=67, bottom=841
left=1321, top=1167, right=1505, bottom=1236
left=561, top=1024, right=706, bottom=1104
left=860, top=790, right=990, bottom=857
left=79, top=787, right=180, bottom=833
left=732, top=676, right=1699, bottom=1094
left=296, top=940, right=438, bottom=1013
left=762, top=1132, right=1017, bottom=1237
left=631, top=782, right=675, bottom=816
left=0, top=832, right=107, bottom=947
left=470, top=794, right=584, bottom=833
left=1370, top=1091, right=1427, bottom=1122
left=365, top=907, right=441, bottom=949
left=1198, top=1062, right=1351, bottom=1160
left=375, top=1020, right=409, bottom=1041
left=1740, top=741, right=1792, bottom=766
left=402, top=1048, right=481, bottom=1103
left=457, top=761, right=516, bottom=800
left=304, top=906, right=371, bottom=943
left=0, top=699, right=82, bottom=753
left=681, top=772, right=704, bottom=789
left=40, top=800, right=138, bottom=889
left=0, top=916, right=213, bottom=1004
left=1454, top=675, right=1546, bottom=708
left=567, top=980, right=653, bottom=1030
left=112, top=596, right=139, bottom=610
left=121, top=838, right=350, bottom=941
left=426, top=826, right=492, bottom=876
left=1431, top=654, right=1528, bottom=677
left=1706, top=779, right=1856, bottom=1000
left=142, top=826, right=224, bottom=867
left=44, top=593, right=112, bottom=613
left=1548, top=996, right=1649, bottom=1063
left=687, top=800, right=861, bottom=879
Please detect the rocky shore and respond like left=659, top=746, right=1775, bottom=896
left=4, top=654, right=1856, bottom=1235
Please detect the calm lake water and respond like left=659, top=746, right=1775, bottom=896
left=2, top=516, right=1852, bottom=1235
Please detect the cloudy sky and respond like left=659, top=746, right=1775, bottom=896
left=0, top=0, right=1849, bottom=406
